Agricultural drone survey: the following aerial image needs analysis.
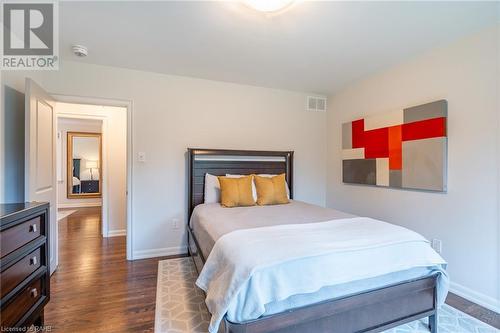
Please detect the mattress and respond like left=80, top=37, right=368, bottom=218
left=190, top=200, right=355, bottom=258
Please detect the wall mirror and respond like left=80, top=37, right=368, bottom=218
left=67, top=132, right=102, bottom=198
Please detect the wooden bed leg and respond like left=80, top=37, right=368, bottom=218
left=428, top=313, right=437, bottom=333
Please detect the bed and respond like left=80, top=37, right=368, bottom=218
left=187, top=148, right=448, bottom=333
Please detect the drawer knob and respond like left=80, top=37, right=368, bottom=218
left=29, top=256, right=38, bottom=266
left=30, top=288, right=38, bottom=298
left=29, top=224, right=37, bottom=233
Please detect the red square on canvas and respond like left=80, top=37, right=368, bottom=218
left=364, top=127, right=389, bottom=158
left=351, top=119, right=365, bottom=148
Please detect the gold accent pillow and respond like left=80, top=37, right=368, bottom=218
left=254, top=174, right=290, bottom=206
left=217, top=175, right=256, bottom=208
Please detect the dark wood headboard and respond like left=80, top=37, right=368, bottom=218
left=188, top=148, right=294, bottom=217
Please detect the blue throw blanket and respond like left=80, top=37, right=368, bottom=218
left=196, top=217, right=449, bottom=333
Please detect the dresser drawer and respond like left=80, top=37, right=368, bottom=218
left=0, top=217, right=41, bottom=258
left=1, top=248, right=42, bottom=298
left=1, top=277, right=43, bottom=328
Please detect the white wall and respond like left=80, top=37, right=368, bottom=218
left=56, top=103, right=127, bottom=236
left=326, top=27, right=500, bottom=311
left=2, top=63, right=327, bottom=258
left=57, top=117, right=102, bottom=208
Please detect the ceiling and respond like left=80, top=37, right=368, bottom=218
left=60, top=1, right=499, bottom=94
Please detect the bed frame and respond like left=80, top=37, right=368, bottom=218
left=187, top=148, right=438, bottom=333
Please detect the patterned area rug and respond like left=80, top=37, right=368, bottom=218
left=155, top=258, right=499, bottom=333
left=155, top=258, right=210, bottom=333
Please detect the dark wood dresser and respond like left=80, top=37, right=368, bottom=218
left=0, top=202, right=50, bottom=329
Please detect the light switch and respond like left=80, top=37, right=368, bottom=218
left=138, top=152, right=146, bottom=162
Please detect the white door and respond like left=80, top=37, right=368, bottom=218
left=25, top=78, right=58, bottom=275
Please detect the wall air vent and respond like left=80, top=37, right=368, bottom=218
left=306, top=96, right=327, bottom=112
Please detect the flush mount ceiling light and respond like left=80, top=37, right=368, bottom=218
left=242, top=0, right=295, bottom=13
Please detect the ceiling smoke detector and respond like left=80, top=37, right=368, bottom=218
left=72, top=45, right=88, bottom=57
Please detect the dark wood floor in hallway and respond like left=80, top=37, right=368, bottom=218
left=45, top=207, right=180, bottom=333
left=46, top=208, right=498, bottom=332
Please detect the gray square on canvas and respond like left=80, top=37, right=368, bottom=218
left=402, top=137, right=447, bottom=191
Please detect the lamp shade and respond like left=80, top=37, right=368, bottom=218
left=85, top=160, right=98, bottom=169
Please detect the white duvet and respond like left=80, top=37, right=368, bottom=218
left=196, top=217, right=449, bottom=333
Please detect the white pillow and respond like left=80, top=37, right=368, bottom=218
left=204, top=173, right=220, bottom=204
left=225, top=174, right=290, bottom=200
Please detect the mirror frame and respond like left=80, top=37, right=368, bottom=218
left=67, top=131, right=102, bottom=199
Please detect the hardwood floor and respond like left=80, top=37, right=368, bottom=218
left=46, top=207, right=186, bottom=332
left=46, top=208, right=498, bottom=332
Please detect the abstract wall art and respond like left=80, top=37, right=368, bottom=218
left=342, top=100, right=447, bottom=191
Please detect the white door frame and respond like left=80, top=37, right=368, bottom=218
left=52, top=94, right=133, bottom=261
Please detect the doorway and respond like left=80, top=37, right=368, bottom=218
left=54, top=102, right=128, bottom=272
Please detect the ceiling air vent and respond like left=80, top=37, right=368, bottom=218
left=306, top=96, right=327, bottom=112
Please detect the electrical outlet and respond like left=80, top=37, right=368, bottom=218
left=431, top=239, right=442, bottom=254
left=172, top=218, right=180, bottom=229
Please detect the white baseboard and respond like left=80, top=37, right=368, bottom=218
left=106, top=229, right=126, bottom=237
left=58, top=202, right=102, bottom=209
left=450, top=281, right=500, bottom=313
left=133, top=246, right=187, bottom=260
